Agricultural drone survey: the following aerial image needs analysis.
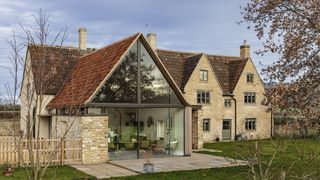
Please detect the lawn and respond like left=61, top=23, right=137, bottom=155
left=1, top=138, right=319, bottom=180
left=200, top=138, right=320, bottom=179
left=0, top=166, right=94, bottom=180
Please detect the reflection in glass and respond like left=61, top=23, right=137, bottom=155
left=92, top=40, right=182, bottom=105
left=140, top=41, right=180, bottom=104
left=93, top=43, right=138, bottom=103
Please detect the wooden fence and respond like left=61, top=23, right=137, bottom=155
left=0, top=137, right=82, bottom=166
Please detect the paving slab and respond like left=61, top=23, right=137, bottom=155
left=71, top=153, right=246, bottom=179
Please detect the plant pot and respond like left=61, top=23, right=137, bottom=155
left=3, top=169, right=12, bottom=177
left=143, top=163, right=154, bottom=173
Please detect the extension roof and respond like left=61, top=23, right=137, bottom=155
left=47, top=33, right=189, bottom=109
left=47, top=33, right=140, bottom=108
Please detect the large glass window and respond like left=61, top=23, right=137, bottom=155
left=108, top=107, right=184, bottom=160
left=92, top=40, right=181, bottom=105
left=93, top=42, right=138, bottom=103
left=140, top=42, right=180, bottom=104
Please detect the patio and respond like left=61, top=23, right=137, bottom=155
left=71, top=153, right=246, bottom=179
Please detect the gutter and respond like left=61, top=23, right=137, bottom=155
left=231, top=96, right=237, bottom=140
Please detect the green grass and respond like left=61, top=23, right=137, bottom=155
left=110, top=166, right=250, bottom=180
left=200, top=138, right=320, bottom=179
left=1, top=138, right=319, bottom=180
left=0, top=166, right=94, bottom=180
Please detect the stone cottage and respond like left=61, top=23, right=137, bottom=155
left=20, top=28, right=271, bottom=164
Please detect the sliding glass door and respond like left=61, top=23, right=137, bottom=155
left=108, top=108, right=139, bottom=160
left=108, top=107, right=184, bottom=160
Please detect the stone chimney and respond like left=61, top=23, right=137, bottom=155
left=146, top=33, right=157, bottom=50
left=78, top=27, right=87, bottom=50
left=240, top=40, right=250, bottom=58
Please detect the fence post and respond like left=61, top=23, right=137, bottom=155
left=61, top=139, right=64, bottom=166
left=19, top=138, right=23, bottom=166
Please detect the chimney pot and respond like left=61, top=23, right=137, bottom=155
left=240, top=40, right=250, bottom=58
left=79, top=27, right=87, bottom=50
left=146, top=33, right=157, bottom=51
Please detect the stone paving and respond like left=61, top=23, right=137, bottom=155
left=71, top=153, right=246, bottom=179
left=71, top=163, right=138, bottom=179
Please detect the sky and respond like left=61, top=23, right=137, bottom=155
left=0, top=0, right=278, bottom=99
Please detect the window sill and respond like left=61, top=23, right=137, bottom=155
left=197, top=103, right=211, bottom=106
left=244, top=103, right=256, bottom=106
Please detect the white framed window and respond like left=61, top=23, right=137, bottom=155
left=244, top=92, right=256, bottom=104
left=197, top=91, right=210, bottom=104
left=200, top=69, right=208, bottom=81
left=245, top=118, right=256, bottom=130
left=203, top=119, right=210, bottom=132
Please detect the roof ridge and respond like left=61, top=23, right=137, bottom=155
left=157, top=48, right=242, bottom=59
left=184, top=53, right=204, bottom=59
left=77, top=32, right=141, bottom=60
left=28, top=43, right=96, bottom=51
left=205, top=54, right=241, bottom=59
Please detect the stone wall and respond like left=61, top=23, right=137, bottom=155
left=183, top=55, right=271, bottom=147
left=80, top=116, right=108, bottom=164
left=51, top=115, right=82, bottom=138
left=0, top=119, right=20, bottom=136
left=192, top=110, right=201, bottom=149
left=183, top=55, right=224, bottom=145
left=233, top=58, right=271, bottom=139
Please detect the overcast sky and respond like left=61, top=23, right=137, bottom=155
left=0, top=0, right=278, bottom=98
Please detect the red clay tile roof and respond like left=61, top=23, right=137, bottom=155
left=157, top=49, right=248, bottom=94
left=155, top=49, right=194, bottom=90
left=28, top=45, right=94, bottom=95
left=47, top=33, right=140, bottom=109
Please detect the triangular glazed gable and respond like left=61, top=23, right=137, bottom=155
left=90, top=37, right=182, bottom=105
left=47, top=33, right=140, bottom=109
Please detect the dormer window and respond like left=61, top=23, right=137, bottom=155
left=200, top=69, right=208, bottom=81
left=247, top=73, right=254, bottom=83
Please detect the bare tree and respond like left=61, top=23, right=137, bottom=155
left=240, top=1, right=320, bottom=178
left=241, top=0, right=320, bottom=136
left=3, top=9, right=89, bottom=180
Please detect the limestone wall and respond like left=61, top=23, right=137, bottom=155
left=80, top=116, right=108, bottom=164
left=0, top=119, right=20, bottom=136
left=233, top=58, right=271, bottom=139
left=51, top=115, right=81, bottom=138
left=183, top=55, right=224, bottom=146
left=183, top=56, right=271, bottom=147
